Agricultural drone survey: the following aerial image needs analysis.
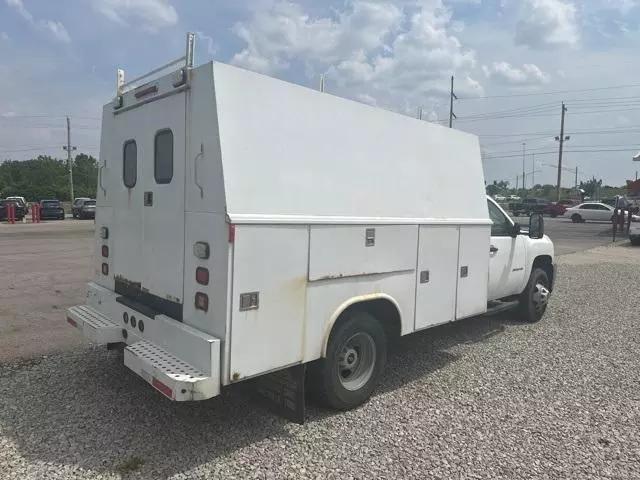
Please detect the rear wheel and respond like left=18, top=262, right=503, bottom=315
left=631, top=237, right=640, bottom=246
left=571, top=213, right=582, bottom=223
left=518, top=268, right=550, bottom=323
left=313, top=311, right=387, bottom=410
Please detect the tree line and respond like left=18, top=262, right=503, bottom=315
left=0, top=154, right=98, bottom=201
left=486, top=177, right=627, bottom=201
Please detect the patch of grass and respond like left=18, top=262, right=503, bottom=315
left=115, top=456, right=144, bottom=475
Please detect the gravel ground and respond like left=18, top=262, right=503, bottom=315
left=1, top=244, right=640, bottom=479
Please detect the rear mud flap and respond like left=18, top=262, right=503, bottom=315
left=252, top=364, right=306, bottom=425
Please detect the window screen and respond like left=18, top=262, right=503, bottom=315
left=123, top=140, right=137, bottom=188
left=154, top=129, right=173, bottom=184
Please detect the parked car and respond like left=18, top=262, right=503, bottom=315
left=39, top=199, right=65, bottom=220
left=630, top=218, right=640, bottom=245
left=72, top=197, right=90, bottom=218
left=509, top=198, right=549, bottom=216
left=493, top=194, right=507, bottom=202
left=0, top=199, right=26, bottom=221
left=565, top=202, right=633, bottom=223
left=542, top=202, right=566, bottom=218
left=72, top=198, right=96, bottom=219
left=557, top=199, right=579, bottom=208
left=5, top=196, right=28, bottom=213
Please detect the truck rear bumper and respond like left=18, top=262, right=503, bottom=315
left=67, top=282, right=221, bottom=401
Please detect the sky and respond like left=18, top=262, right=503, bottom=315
left=2, top=0, right=640, bottom=188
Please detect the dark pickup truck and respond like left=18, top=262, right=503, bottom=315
left=509, top=198, right=566, bottom=217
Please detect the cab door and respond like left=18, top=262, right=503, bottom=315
left=487, top=199, right=526, bottom=301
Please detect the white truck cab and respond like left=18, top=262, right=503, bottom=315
left=67, top=34, right=554, bottom=420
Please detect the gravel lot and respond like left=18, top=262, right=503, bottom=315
left=1, top=243, right=640, bottom=479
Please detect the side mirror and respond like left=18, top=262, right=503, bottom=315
left=510, top=222, right=521, bottom=237
left=529, top=213, right=544, bottom=239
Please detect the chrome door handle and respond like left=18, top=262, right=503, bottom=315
left=98, top=164, right=106, bottom=195
left=194, top=143, right=204, bottom=198
left=489, top=245, right=499, bottom=253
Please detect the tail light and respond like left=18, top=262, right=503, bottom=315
left=228, top=223, right=236, bottom=243
left=102, top=245, right=109, bottom=257
left=99, top=226, right=109, bottom=239
left=195, top=292, right=209, bottom=312
left=193, top=241, right=210, bottom=259
left=101, top=263, right=109, bottom=275
left=196, top=267, right=209, bottom=285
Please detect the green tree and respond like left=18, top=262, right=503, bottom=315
left=579, top=177, right=603, bottom=198
left=0, top=153, right=97, bottom=201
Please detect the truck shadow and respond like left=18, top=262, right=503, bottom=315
left=0, top=311, right=520, bottom=478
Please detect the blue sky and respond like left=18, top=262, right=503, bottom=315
left=2, top=0, right=640, bottom=187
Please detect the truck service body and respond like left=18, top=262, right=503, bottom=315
left=68, top=35, right=555, bottom=413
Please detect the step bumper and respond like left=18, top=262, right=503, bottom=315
left=67, top=296, right=221, bottom=401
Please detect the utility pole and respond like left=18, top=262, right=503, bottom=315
left=522, top=142, right=526, bottom=194
left=417, top=106, right=423, bottom=120
left=516, top=175, right=519, bottom=191
left=532, top=153, right=535, bottom=188
left=63, top=116, right=77, bottom=202
left=555, top=102, right=567, bottom=201
left=448, top=75, right=457, bottom=128
left=575, top=166, right=578, bottom=192
left=319, top=74, right=325, bottom=92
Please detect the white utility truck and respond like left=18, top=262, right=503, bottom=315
left=67, top=34, right=554, bottom=420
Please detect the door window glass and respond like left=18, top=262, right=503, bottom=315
left=488, top=200, right=511, bottom=236
left=154, top=129, right=173, bottom=184
left=123, top=140, right=137, bottom=188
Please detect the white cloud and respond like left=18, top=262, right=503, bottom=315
left=1, top=32, right=9, bottom=41
left=482, top=61, right=550, bottom=85
left=42, top=21, right=71, bottom=44
left=5, top=0, right=71, bottom=43
left=515, top=0, right=579, bottom=49
left=232, top=1, right=481, bottom=113
left=93, top=0, right=178, bottom=32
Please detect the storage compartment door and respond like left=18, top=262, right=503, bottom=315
left=414, top=226, right=459, bottom=330
left=456, top=225, right=490, bottom=319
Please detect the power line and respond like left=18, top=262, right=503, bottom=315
left=457, top=82, right=640, bottom=101
left=484, top=147, right=640, bottom=160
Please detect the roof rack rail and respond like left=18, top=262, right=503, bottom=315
left=116, top=32, right=195, bottom=97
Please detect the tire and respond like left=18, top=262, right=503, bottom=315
left=550, top=213, right=557, bottom=218
left=631, top=237, right=640, bottom=246
left=313, top=311, right=387, bottom=410
left=571, top=214, right=582, bottom=223
left=518, top=268, right=550, bottom=323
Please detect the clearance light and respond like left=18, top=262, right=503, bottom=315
left=152, top=377, right=173, bottom=399
left=193, top=242, right=210, bottom=259
left=100, top=226, right=109, bottom=239
left=196, top=267, right=209, bottom=285
left=101, top=263, right=109, bottom=275
left=67, top=317, right=77, bottom=328
left=228, top=224, right=236, bottom=243
left=102, top=245, right=109, bottom=258
left=195, top=292, right=209, bottom=312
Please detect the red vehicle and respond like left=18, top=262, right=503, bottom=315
left=543, top=202, right=566, bottom=218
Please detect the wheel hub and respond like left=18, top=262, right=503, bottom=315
left=337, top=332, right=376, bottom=392
left=532, top=283, right=550, bottom=311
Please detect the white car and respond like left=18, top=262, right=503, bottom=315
left=494, top=195, right=507, bottom=202
left=566, top=202, right=635, bottom=223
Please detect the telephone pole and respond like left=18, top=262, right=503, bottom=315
left=555, top=102, right=568, bottom=201
left=532, top=153, right=535, bottom=188
left=449, top=75, right=457, bottom=128
left=522, top=143, right=526, bottom=193
left=574, top=166, right=578, bottom=192
left=63, top=116, right=77, bottom=202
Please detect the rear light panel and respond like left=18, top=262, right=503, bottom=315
left=101, top=245, right=109, bottom=258
left=196, top=267, right=209, bottom=285
left=101, top=263, right=109, bottom=275
left=195, top=292, right=209, bottom=312
left=99, top=226, right=109, bottom=239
